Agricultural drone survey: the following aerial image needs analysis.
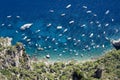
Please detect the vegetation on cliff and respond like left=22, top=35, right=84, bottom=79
left=0, top=38, right=120, bottom=80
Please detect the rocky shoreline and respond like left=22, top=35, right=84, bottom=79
left=0, top=37, right=120, bottom=80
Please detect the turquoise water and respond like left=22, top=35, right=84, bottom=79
left=0, top=0, right=120, bottom=61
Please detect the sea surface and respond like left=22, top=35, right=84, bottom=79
left=0, top=0, right=120, bottom=61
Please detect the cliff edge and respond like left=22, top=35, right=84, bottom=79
left=0, top=37, right=120, bottom=80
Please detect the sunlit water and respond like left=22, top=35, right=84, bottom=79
left=0, top=0, right=120, bottom=61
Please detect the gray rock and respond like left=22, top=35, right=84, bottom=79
left=111, top=39, right=120, bottom=50
left=93, top=68, right=103, bottom=79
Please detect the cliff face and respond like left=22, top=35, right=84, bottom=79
left=0, top=37, right=12, bottom=47
left=0, top=37, right=120, bottom=80
left=0, top=38, right=31, bottom=70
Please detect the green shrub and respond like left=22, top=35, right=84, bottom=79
left=0, top=69, right=12, bottom=78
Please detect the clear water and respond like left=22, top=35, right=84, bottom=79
left=0, top=0, right=120, bottom=61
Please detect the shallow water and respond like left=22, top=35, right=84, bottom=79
left=0, top=0, right=120, bottom=61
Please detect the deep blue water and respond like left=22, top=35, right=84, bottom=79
left=0, top=0, right=120, bottom=61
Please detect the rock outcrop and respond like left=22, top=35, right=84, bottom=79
left=0, top=37, right=12, bottom=47
left=0, top=37, right=31, bottom=70
left=111, top=39, right=120, bottom=50
left=93, top=68, right=103, bottom=79
left=72, top=71, right=86, bottom=80
left=0, top=37, right=120, bottom=80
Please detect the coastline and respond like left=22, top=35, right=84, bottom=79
left=30, top=47, right=113, bottom=66
left=31, top=49, right=111, bottom=62
left=31, top=54, right=99, bottom=65
left=0, top=37, right=120, bottom=80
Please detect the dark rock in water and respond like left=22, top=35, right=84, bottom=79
left=112, top=39, right=120, bottom=50
left=93, top=68, right=103, bottom=79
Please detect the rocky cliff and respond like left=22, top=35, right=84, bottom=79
left=0, top=37, right=120, bottom=80
left=0, top=38, right=32, bottom=70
